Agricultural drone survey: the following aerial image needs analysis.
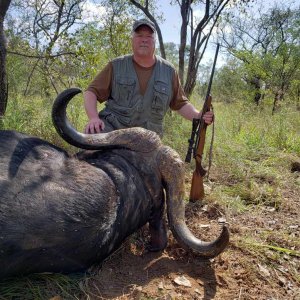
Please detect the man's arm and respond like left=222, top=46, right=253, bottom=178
left=170, top=70, right=213, bottom=124
left=177, top=102, right=214, bottom=124
left=84, top=62, right=113, bottom=134
left=84, top=91, right=105, bottom=134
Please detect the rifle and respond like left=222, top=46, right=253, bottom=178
left=185, top=43, right=220, bottom=202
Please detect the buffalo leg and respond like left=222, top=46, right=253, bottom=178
left=148, top=191, right=167, bottom=251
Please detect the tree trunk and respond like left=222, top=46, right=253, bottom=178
left=184, top=64, right=198, bottom=97
left=250, top=76, right=262, bottom=105
left=178, top=0, right=189, bottom=84
left=0, top=0, right=11, bottom=117
left=272, top=89, right=284, bottom=115
left=297, top=86, right=300, bottom=111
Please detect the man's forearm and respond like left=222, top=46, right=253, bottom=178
left=84, top=91, right=99, bottom=120
left=177, top=103, right=200, bottom=121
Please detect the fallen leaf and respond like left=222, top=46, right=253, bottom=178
left=174, top=275, right=192, bottom=287
left=199, top=224, right=210, bottom=228
left=258, top=264, right=271, bottom=277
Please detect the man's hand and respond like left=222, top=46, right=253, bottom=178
left=84, top=117, right=105, bottom=134
left=202, top=110, right=214, bottom=125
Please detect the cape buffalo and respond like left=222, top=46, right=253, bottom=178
left=0, top=88, right=229, bottom=279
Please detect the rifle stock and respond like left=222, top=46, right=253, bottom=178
left=186, top=44, right=219, bottom=202
left=190, top=162, right=205, bottom=201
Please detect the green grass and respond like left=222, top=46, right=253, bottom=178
left=2, top=92, right=89, bottom=152
left=0, top=273, right=84, bottom=300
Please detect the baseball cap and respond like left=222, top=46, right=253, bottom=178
left=132, top=18, right=156, bottom=33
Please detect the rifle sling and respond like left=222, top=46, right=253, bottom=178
left=207, top=104, right=215, bottom=178
left=194, top=104, right=214, bottom=179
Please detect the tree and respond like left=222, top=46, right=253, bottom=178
left=6, top=0, right=85, bottom=97
left=70, top=21, right=132, bottom=88
left=96, top=1, right=133, bottom=59
left=212, top=58, right=248, bottom=103
left=219, top=3, right=300, bottom=111
left=164, top=42, right=179, bottom=67
left=0, top=0, right=11, bottom=116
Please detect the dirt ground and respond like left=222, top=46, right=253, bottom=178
left=78, top=169, right=300, bottom=300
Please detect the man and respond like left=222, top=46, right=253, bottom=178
left=83, top=18, right=213, bottom=252
left=84, top=18, right=213, bottom=136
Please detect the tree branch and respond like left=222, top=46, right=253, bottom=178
left=7, top=50, right=77, bottom=59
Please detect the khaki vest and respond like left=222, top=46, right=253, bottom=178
left=99, top=55, right=174, bottom=136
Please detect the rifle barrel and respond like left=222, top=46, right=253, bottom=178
left=204, top=43, right=220, bottom=106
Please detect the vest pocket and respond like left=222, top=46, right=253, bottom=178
left=152, top=82, right=169, bottom=120
left=116, top=77, right=136, bottom=107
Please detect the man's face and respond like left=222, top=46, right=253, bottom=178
left=132, top=25, right=156, bottom=58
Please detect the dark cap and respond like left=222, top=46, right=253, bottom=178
left=132, top=18, right=156, bottom=33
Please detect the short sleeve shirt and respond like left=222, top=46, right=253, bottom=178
left=86, top=59, right=189, bottom=111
